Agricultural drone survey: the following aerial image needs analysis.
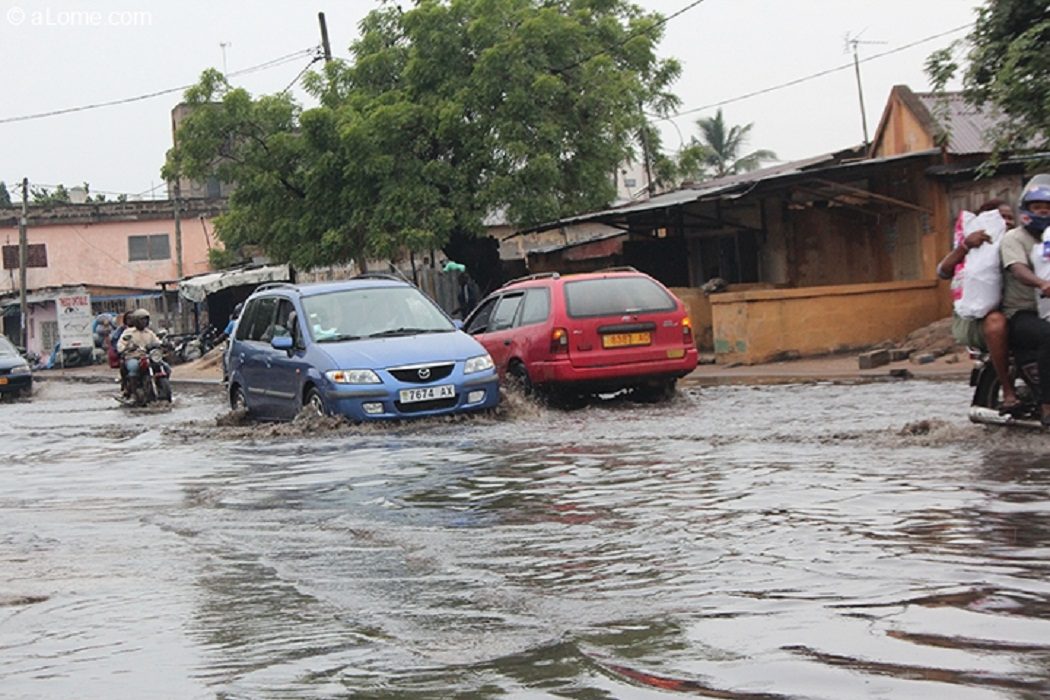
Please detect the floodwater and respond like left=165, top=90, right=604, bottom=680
left=2, top=377, right=1050, bottom=699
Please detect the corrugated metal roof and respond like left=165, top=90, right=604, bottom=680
left=914, top=91, right=999, bottom=155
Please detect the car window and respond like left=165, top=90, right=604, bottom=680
left=564, top=276, right=675, bottom=318
left=489, top=293, right=524, bottom=331
left=0, top=336, right=19, bottom=357
left=301, top=286, right=453, bottom=341
left=273, top=299, right=299, bottom=342
left=237, top=297, right=278, bottom=341
left=519, top=288, right=550, bottom=326
left=465, top=296, right=498, bottom=334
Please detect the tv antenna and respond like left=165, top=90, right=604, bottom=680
left=219, top=41, right=232, bottom=76
left=845, top=30, right=887, bottom=148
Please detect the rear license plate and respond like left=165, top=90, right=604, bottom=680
left=602, top=332, right=651, bottom=349
left=399, top=384, right=455, bottom=404
left=0, top=377, right=7, bottom=385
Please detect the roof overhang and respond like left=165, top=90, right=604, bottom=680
left=178, top=264, right=291, bottom=303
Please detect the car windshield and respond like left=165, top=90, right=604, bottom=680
left=564, top=276, right=675, bottom=317
left=0, top=336, right=20, bottom=357
left=302, top=286, right=454, bottom=342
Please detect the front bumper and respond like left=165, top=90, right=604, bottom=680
left=0, top=374, right=32, bottom=394
left=323, top=373, right=500, bottom=420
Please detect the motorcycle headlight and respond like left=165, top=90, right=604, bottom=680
left=464, top=353, right=494, bottom=374
left=149, top=348, right=165, bottom=363
left=9, top=364, right=30, bottom=375
left=325, top=369, right=381, bottom=384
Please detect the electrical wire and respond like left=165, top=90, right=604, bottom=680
left=664, top=23, right=973, bottom=120
left=0, top=47, right=317, bottom=125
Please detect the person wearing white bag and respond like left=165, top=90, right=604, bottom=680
left=937, top=199, right=1019, bottom=413
left=1000, top=174, right=1050, bottom=427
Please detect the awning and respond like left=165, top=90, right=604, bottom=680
left=178, top=264, right=291, bottom=303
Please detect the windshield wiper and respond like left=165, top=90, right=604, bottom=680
left=368, top=327, right=444, bottom=338
left=316, top=333, right=362, bottom=342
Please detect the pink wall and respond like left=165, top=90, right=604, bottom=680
left=0, top=206, right=222, bottom=294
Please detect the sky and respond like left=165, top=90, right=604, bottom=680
left=0, top=0, right=984, bottom=202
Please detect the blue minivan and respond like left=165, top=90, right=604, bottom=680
left=227, top=275, right=500, bottom=421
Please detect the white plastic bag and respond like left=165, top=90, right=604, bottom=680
left=955, top=210, right=1007, bottom=319
left=1031, top=232, right=1050, bottom=320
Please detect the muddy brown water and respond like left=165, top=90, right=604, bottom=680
left=2, top=378, right=1050, bottom=698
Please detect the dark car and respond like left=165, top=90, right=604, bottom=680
left=227, top=276, right=500, bottom=421
left=464, top=268, right=698, bottom=401
left=0, top=336, right=33, bottom=398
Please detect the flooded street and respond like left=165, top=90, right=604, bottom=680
left=2, top=377, right=1050, bottom=699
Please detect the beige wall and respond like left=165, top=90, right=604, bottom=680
left=0, top=214, right=218, bottom=294
left=710, top=280, right=942, bottom=364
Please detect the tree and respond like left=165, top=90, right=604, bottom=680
left=0, top=182, right=10, bottom=207
left=926, top=1, right=1050, bottom=160
left=31, top=184, right=70, bottom=205
left=676, top=108, right=777, bottom=181
left=163, top=0, right=681, bottom=269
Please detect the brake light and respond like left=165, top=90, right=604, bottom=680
left=681, top=317, right=695, bottom=345
left=550, top=327, right=568, bottom=354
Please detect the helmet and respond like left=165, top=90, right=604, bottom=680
left=129, top=308, right=150, bottom=321
left=1019, top=173, right=1050, bottom=236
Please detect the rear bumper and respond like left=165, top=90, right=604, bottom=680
left=533, top=349, right=698, bottom=389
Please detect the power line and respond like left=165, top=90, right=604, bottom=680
left=665, top=23, right=972, bottom=121
left=0, top=47, right=318, bottom=125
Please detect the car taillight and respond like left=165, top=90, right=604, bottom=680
left=550, top=327, right=568, bottom=354
left=681, top=317, right=695, bottom=345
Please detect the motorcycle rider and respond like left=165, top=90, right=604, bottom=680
left=116, top=308, right=162, bottom=397
left=1000, top=174, right=1050, bottom=426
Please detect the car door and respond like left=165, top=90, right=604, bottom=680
left=478, top=292, right=525, bottom=374
left=234, top=296, right=279, bottom=417
left=267, top=299, right=312, bottom=420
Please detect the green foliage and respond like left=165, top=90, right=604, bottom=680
left=164, top=0, right=681, bottom=267
left=0, top=182, right=10, bottom=207
left=208, top=246, right=242, bottom=270
left=31, top=184, right=70, bottom=205
left=927, top=1, right=1050, bottom=161
left=676, top=108, right=777, bottom=181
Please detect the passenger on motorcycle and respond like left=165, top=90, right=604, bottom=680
left=937, top=199, right=1018, bottom=412
left=116, top=308, right=161, bottom=396
left=1000, top=174, right=1050, bottom=427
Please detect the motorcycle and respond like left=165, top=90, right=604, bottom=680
left=969, top=348, right=1041, bottom=426
left=120, top=345, right=173, bottom=406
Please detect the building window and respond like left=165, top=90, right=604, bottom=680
left=2, top=243, right=47, bottom=269
left=128, top=234, right=170, bottom=261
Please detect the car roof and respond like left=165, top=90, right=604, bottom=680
left=250, top=276, right=413, bottom=299
left=498, top=269, right=655, bottom=291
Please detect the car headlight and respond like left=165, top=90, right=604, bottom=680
left=464, top=353, right=494, bottom=374
left=10, top=364, right=30, bottom=375
left=325, top=369, right=381, bottom=384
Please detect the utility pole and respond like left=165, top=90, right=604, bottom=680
left=846, top=33, right=886, bottom=150
left=173, top=180, right=183, bottom=280
left=220, top=41, right=231, bottom=76
left=18, top=178, right=28, bottom=348
left=318, top=12, right=332, bottom=63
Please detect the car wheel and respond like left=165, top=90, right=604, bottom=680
left=230, top=384, right=250, bottom=413
left=506, top=361, right=533, bottom=395
left=304, top=387, right=327, bottom=416
left=631, top=379, right=677, bottom=403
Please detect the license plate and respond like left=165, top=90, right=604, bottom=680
left=399, top=384, right=455, bottom=404
left=0, top=377, right=7, bottom=385
left=602, top=332, right=651, bottom=349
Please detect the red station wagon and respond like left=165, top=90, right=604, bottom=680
left=463, top=268, right=698, bottom=401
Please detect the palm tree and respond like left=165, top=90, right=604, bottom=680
left=678, top=108, right=777, bottom=181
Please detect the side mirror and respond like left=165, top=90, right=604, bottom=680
left=271, top=336, right=294, bottom=352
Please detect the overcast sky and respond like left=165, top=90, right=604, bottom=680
left=1, top=0, right=982, bottom=201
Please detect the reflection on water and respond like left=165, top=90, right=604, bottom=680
left=2, top=380, right=1050, bottom=697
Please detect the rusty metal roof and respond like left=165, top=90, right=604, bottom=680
left=913, top=91, right=999, bottom=155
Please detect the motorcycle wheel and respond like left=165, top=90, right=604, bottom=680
left=156, top=377, right=173, bottom=402
left=142, top=376, right=157, bottom=405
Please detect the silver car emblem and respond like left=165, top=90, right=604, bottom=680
left=418, top=367, right=431, bottom=380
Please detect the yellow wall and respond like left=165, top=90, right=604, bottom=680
left=710, top=280, right=942, bottom=364
left=672, top=283, right=775, bottom=352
